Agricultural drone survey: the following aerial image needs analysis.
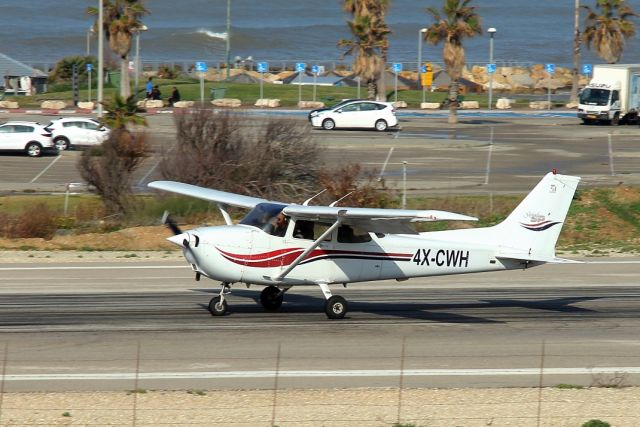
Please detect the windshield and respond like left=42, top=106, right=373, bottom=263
left=330, top=99, right=359, bottom=109
left=579, top=88, right=611, bottom=106
left=239, top=202, right=287, bottom=231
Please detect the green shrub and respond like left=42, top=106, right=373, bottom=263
left=582, top=420, right=610, bottom=427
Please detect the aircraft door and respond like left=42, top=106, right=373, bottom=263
left=285, top=219, right=338, bottom=282
left=333, top=225, right=381, bottom=282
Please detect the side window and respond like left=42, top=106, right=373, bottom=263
left=292, top=220, right=333, bottom=241
left=337, top=225, right=372, bottom=243
left=339, top=104, right=359, bottom=113
left=359, top=103, right=377, bottom=111
left=84, top=121, right=99, bottom=130
left=63, top=121, right=81, bottom=128
left=0, top=125, right=13, bottom=133
left=14, top=125, right=33, bottom=133
left=611, top=90, right=620, bottom=103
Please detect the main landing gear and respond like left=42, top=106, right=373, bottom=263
left=207, top=282, right=349, bottom=319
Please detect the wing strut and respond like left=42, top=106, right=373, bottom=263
left=217, top=203, right=233, bottom=225
left=273, top=210, right=346, bottom=282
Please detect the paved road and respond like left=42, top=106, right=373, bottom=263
left=0, top=258, right=639, bottom=391
left=1, top=112, right=639, bottom=194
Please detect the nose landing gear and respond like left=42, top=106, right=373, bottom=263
left=208, top=283, right=231, bottom=316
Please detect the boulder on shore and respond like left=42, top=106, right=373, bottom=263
left=255, top=98, right=280, bottom=108
left=211, top=98, right=242, bottom=108
left=298, top=101, right=325, bottom=109
left=41, top=100, right=66, bottom=110
left=420, top=102, right=440, bottom=109
left=0, top=100, right=19, bottom=109
left=77, top=102, right=94, bottom=110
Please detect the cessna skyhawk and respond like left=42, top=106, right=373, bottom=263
left=149, top=171, right=580, bottom=319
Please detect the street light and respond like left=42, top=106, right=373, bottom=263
left=134, top=24, right=149, bottom=99
left=86, top=27, right=95, bottom=56
left=417, top=28, right=427, bottom=102
left=487, top=27, right=497, bottom=111
left=98, top=0, right=104, bottom=117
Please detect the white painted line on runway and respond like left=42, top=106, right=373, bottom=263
left=4, top=367, right=640, bottom=381
left=30, top=154, right=62, bottom=183
left=0, top=265, right=186, bottom=271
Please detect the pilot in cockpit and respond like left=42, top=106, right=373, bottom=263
left=266, top=211, right=288, bottom=237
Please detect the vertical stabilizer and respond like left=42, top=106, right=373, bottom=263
left=494, top=172, right=581, bottom=261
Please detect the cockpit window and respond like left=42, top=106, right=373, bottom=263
left=239, top=203, right=288, bottom=231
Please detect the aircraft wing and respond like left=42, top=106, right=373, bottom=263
left=148, top=181, right=283, bottom=209
left=283, top=205, right=477, bottom=235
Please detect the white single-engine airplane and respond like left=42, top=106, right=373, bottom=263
left=149, top=171, right=580, bottom=319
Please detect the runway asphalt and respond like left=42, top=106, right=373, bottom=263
left=0, top=257, right=638, bottom=392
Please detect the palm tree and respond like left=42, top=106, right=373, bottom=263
left=339, top=0, right=391, bottom=100
left=424, top=0, right=482, bottom=124
left=582, top=0, right=638, bottom=64
left=88, top=0, right=149, bottom=97
left=570, top=0, right=582, bottom=104
left=100, top=94, right=147, bottom=130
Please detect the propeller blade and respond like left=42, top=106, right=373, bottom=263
left=162, top=210, right=182, bottom=235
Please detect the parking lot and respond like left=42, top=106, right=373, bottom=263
left=1, top=112, right=639, bottom=195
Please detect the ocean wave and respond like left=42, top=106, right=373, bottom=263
left=195, top=29, right=228, bottom=40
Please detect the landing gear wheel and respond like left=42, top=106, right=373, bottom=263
left=325, top=295, right=348, bottom=319
left=208, top=296, right=228, bottom=316
left=322, top=118, right=335, bottom=130
left=375, top=119, right=388, bottom=131
left=260, top=286, right=283, bottom=311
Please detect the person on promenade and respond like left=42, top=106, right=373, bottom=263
left=151, top=85, right=161, bottom=100
left=145, top=77, right=153, bottom=99
left=168, top=86, right=181, bottom=106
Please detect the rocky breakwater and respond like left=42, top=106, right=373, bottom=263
left=465, top=64, right=591, bottom=94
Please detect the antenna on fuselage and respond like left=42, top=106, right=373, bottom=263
left=302, top=189, right=326, bottom=206
left=329, top=191, right=354, bottom=207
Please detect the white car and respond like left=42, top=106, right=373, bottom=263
left=45, top=117, right=110, bottom=150
left=310, top=100, right=398, bottom=131
left=0, top=121, right=55, bottom=157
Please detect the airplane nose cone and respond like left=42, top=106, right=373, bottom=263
left=167, top=233, right=187, bottom=247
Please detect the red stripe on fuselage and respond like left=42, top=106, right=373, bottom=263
left=216, top=247, right=411, bottom=268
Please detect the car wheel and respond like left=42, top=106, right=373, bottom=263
left=26, top=142, right=42, bottom=157
left=54, top=137, right=70, bottom=151
left=322, top=119, right=335, bottom=130
left=375, top=119, right=388, bottom=132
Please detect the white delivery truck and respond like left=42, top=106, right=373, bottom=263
left=577, top=64, right=640, bottom=125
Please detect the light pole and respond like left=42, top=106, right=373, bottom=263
left=417, top=28, right=427, bottom=103
left=488, top=27, right=496, bottom=111
left=98, top=0, right=104, bottom=117
left=86, top=27, right=94, bottom=56
left=225, top=0, right=231, bottom=80
left=134, top=25, right=148, bottom=99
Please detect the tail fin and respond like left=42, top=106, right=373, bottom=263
left=494, top=172, right=581, bottom=262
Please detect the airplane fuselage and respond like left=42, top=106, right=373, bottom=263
left=180, top=225, right=524, bottom=287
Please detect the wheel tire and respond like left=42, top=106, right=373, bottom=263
left=54, top=137, right=70, bottom=151
left=260, top=286, right=284, bottom=311
left=611, top=114, right=620, bottom=126
left=375, top=119, right=388, bottom=132
left=581, top=119, right=592, bottom=125
left=322, top=119, right=335, bottom=130
left=208, top=296, right=228, bottom=316
left=325, top=295, right=348, bottom=319
left=26, top=142, right=42, bottom=157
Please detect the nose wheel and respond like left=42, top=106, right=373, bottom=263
left=208, top=283, right=231, bottom=316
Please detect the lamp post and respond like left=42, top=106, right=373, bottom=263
left=86, top=27, right=95, bottom=56
left=134, top=25, right=148, bottom=99
left=487, top=27, right=496, bottom=111
left=98, top=0, right=104, bottom=117
left=417, top=28, right=427, bottom=102
left=225, top=0, right=231, bottom=80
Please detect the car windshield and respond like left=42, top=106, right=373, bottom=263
left=239, top=202, right=288, bottom=231
left=579, top=88, right=610, bottom=106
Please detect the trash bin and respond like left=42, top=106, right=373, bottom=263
left=210, top=87, right=227, bottom=100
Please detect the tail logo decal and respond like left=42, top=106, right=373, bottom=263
left=520, top=220, right=561, bottom=231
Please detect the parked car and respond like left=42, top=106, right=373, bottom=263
left=308, top=98, right=363, bottom=122
left=44, top=117, right=110, bottom=150
left=309, top=100, right=398, bottom=131
left=0, top=121, right=55, bottom=157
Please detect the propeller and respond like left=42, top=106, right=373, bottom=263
left=162, top=211, right=201, bottom=279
